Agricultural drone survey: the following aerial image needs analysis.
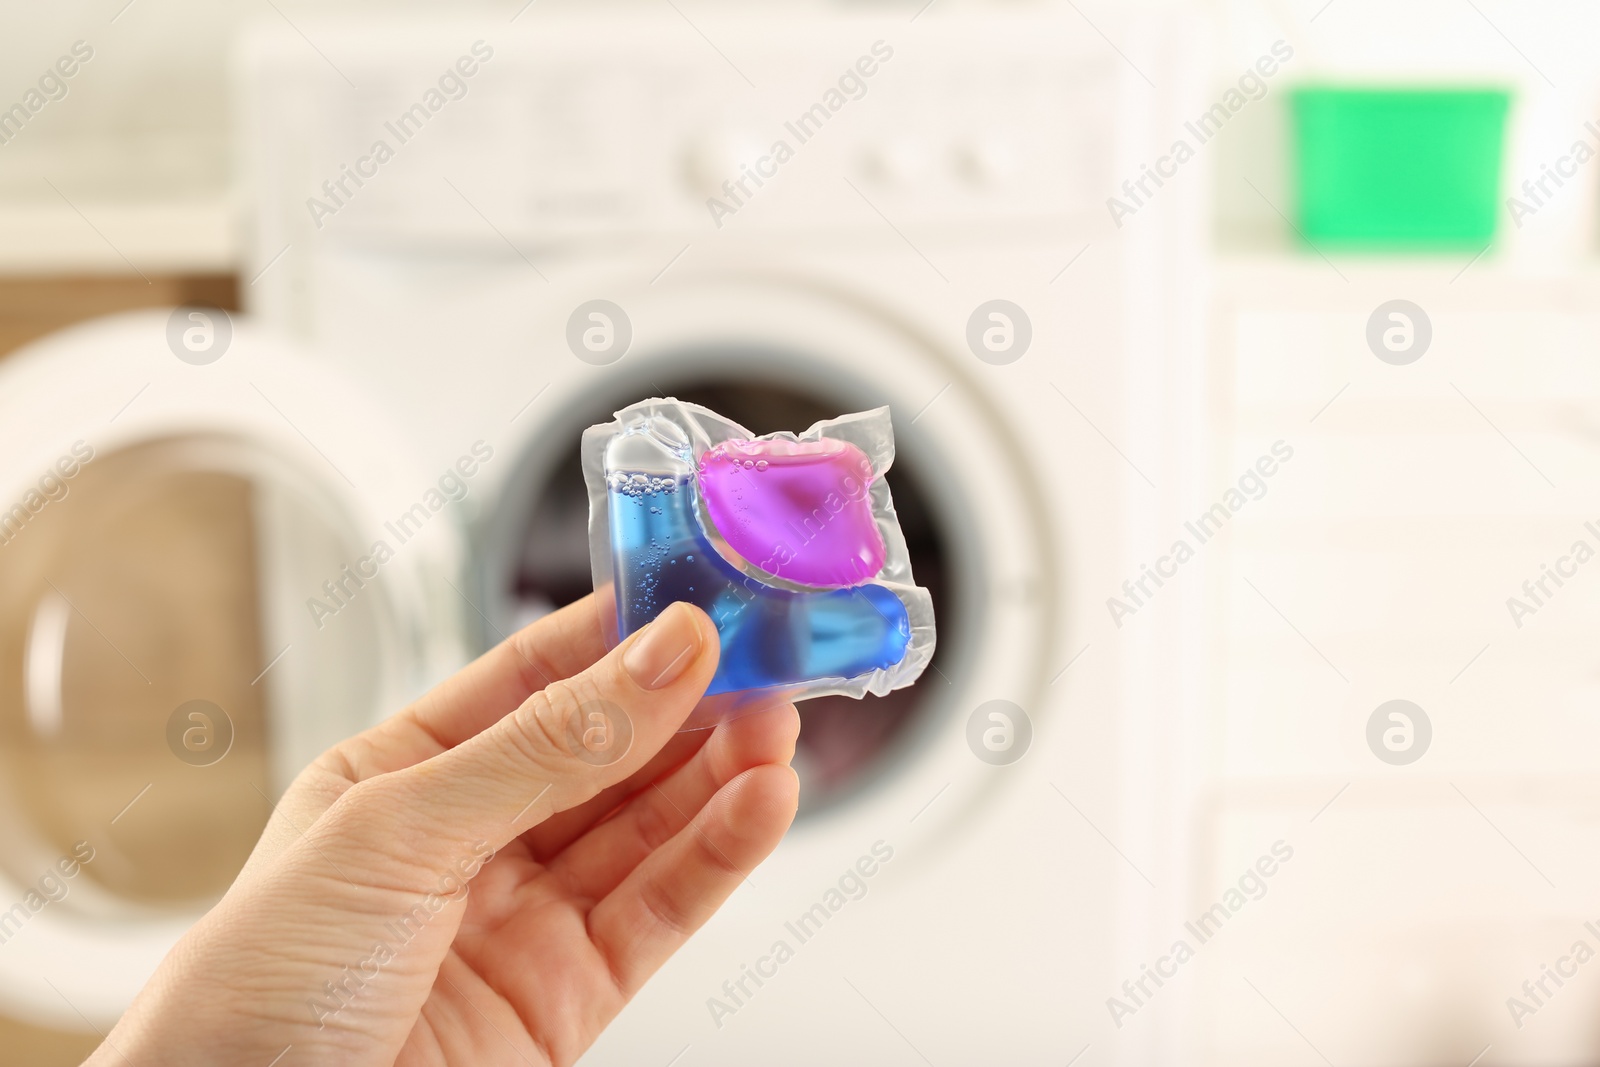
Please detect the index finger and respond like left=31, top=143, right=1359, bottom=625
left=326, top=590, right=613, bottom=786
left=406, top=589, right=612, bottom=748
left=269, top=590, right=707, bottom=876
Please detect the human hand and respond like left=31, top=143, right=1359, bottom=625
left=86, top=596, right=800, bottom=1066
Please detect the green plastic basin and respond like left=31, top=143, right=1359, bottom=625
left=1290, top=87, right=1511, bottom=249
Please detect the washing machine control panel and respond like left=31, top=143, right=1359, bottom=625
left=242, top=12, right=1129, bottom=266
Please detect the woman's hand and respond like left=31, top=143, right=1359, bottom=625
left=88, top=596, right=800, bottom=1066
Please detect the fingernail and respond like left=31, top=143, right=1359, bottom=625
left=623, top=602, right=702, bottom=690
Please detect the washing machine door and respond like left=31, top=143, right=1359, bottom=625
left=0, top=310, right=462, bottom=1030
left=466, top=271, right=1056, bottom=845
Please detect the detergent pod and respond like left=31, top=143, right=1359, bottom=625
left=582, top=397, right=936, bottom=729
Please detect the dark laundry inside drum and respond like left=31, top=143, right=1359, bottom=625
left=501, top=378, right=953, bottom=816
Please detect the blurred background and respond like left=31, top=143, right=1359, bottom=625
left=2, top=0, right=1599, bottom=1064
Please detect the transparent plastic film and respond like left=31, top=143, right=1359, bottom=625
left=582, top=397, right=936, bottom=730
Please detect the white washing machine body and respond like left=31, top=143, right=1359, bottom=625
left=241, top=7, right=1212, bottom=1062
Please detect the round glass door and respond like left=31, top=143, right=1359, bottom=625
left=481, top=361, right=973, bottom=818
left=0, top=436, right=386, bottom=910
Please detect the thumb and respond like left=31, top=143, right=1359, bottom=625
left=344, top=601, right=721, bottom=860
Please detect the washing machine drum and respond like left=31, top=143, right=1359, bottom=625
left=0, top=311, right=457, bottom=1029
left=482, top=372, right=958, bottom=815
left=469, top=283, right=1049, bottom=825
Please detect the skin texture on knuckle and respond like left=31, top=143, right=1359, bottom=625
left=508, top=625, right=568, bottom=698
left=320, top=777, right=408, bottom=853
left=631, top=872, right=699, bottom=944
left=503, top=674, right=602, bottom=772
left=323, top=777, right=441, bottom=860
left=630, top=789, right=683, bottom=856
left=315, top=778, right=467, bottom=892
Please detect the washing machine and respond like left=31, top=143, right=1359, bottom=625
left=0, top=5, right=1210, bottom=1063
left=0, top=313, right=464, bottom=1031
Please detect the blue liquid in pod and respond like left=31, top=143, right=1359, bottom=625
left=609, top=473, right=911, bottom=695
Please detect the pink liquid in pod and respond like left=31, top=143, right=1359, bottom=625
left=697, top=437, right=886, bottom=588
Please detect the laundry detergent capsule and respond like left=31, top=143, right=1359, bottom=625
left=582, top=397, right=935, bottom=728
